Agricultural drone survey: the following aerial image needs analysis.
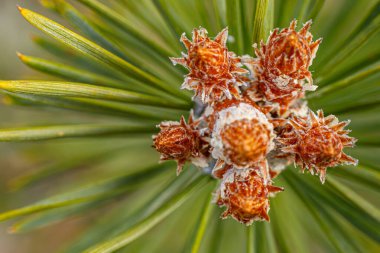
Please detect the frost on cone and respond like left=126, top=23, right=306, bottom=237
left=154, top=21, right=358, bottom=225
left=153, top=115, right=208, bottom=175
left=277, top=110, right=357, bottom=183
left=260, top=20, right=321, bottom=82
left=209, top=102, right=274, bottom=182
left=244, top=20, right=322, bottom=115
left=170, top=28, right=249, bottom=104
left=216, top=168, right=283, bottom=225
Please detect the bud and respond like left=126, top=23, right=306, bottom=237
left=154, top=20, right=359, bottom=226
left=170, top=28, right=248, bottom=103
left=153, top=115, right=208, bottom=175
left=210, top=103, right=274, bottom=173
left=216, top=168, right=283, bottom=225
left=278, top=110, right=357, bottom=183
left=243, top=20, right=322, bottom=112
left=259, top=20, right=321, bottom=84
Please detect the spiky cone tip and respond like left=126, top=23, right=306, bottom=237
left=277, top=110, right=357, bottom=183
left=216, top=168, right=283, bottom=225
left=152, top=115, right=208, bottom=175
left=171, top=27, right=249, bottom=104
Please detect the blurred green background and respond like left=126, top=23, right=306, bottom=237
left=0, top=0, right=379, bottom=252
left=0, top=1, right=99, bottom=252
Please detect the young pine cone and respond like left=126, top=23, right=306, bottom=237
left=277, top=110, right=357, bottom=183
left=209, top=102, right=275, bottom=181
left=244, top=20, right=322, bottom=113
left=216, top=168, right=283, bottom=225
left=153, top=115, right=208, bottom=175
left=170, top=28, right=248, bottom=104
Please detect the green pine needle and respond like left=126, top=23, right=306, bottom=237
left=0, top=1, right=378, bottom=252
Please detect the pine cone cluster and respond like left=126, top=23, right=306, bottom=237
left=153, top=20, right=357, bottom=225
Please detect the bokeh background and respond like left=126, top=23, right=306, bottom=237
left=0, top=0, right=379, bottom=252
left=0, top=1, right=103, bottom=252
